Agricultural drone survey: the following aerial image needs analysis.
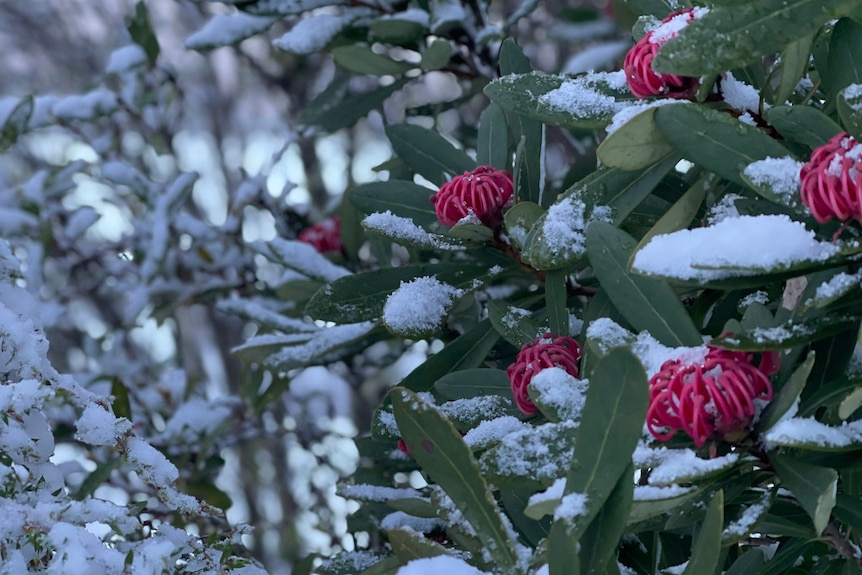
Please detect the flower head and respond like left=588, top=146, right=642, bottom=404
left=431, top=166, right=514, bottom=227
left=646, top=342, right=778, bottom=447
left=298, top=216, right=342, bottom=254
left=800, top=132, right=862, bottom=225
left=507, top=333, right=583, bottom=415
left=623, top=9, right=700, bottom=99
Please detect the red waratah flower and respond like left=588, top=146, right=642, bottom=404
left=623, top=9, right=700, bottom=99
left=298, top=216, right=342, bottom=254
left=800, top=132, right=862, bottom=225
left=430, top=166, right=514, bottom=227
left=507, top=333, right=583, bottom=415
left=646, top=342, right=779, bottom=447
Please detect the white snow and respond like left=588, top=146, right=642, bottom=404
left=75, top=404, right=131, bottom=447
left=633, top=484, right=693, bottom=500
left=739, top=291, right=769, bottom=308
left=721, top=72, right=766, bottom=113
left=259, top=238, right=351, bottom=282
left=530, top=368, right=589, bottom=421
left=538, top=71, right=628, bottom=120
left=363, top=211, right=463, bottom=250
left=554, top=492, right=589, bottom=521
left=605, top=99, right=681, bottom=136
left=126, top=436, right=178, bottom=488
left=463, top=416, right=529, bottom=450
left=273, top=14, right=350, bottom=55
left=649, top=7, right=709, bottom=45
left=762, top=417, right=862, bottom=448
left=341, top=484, right=423, bottom=502
left=396, top=555, right=489, bottom=575
left=540, top=197, right=611, bottom=262
left=105, top=44, right=148, bottom=74
left=810, top=270, right=862, bottom=304
left=743, top=157, right=804, bottom=205
left=380, top=511, right=445, bottom=533
left=706, top=193, right=742, bottom=225
left=383, top=276, right=464, bottom=334
left=633, top=445, right=738, bottom=485
left=632, top=215, right=841, bottom=281
left=724, top=493, right=770, bottom=538
left=52, top=89, right=118, bottom=121
left=186, top=13, right=276, bottom=50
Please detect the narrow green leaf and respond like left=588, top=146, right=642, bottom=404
left=392, top=388, right=519, bottom=569
left=499, top=38, right=532, bottom=76
left=757, top=351, right=816, bottom=433
left=477, top=103, right=509, bottom=170
left=369, top=19, right=426, bottom=45
left=486, top=300, right=541, bottom=347
left=838, top=385, right=862, bottom=419
left=765, top=105, right=843, bottom=149
left=420, top=39, right=454, bottom=71
left=332, top=45, right=415, bottom=76
left=597, top=107, right=676, bottom=171
left=834, top=494, right=862, bottom=532
left=127, top=1, right=160, bottom=64
left=580, top=463, right=635, bottom=575
left=655, top=105, right=790, bottom=186
left=759, top=539, right=815, bottom=575
left=826, top=18, right=862, bottom=101
left=433, top=368, right=511, bottom=401
left=681, top=490, right=723, bottom=575
left=774, top=33, right=816, bottom=105
left=545, top=269, right=569, bottom=336
left=299, top=70, right=351, bottom=127
left=0, top=96, right=32, bottom=152
left=400, top=319, right=499, bottom=393
left=504, top=200, right=545, bottom=250
left=499, top=488, right=551, bottom=546
left=771, top=453, right=838, bottom=534
left=75, top=458, right=123, bottom=500
left=630, top=173, right=707, bottom=267
left=652, top=0, right=858, bottom=77
left=837, top=84, right=862, bottom=141
left=387, top=528, right=448, bottom=562
left=340, top=189, right=366, bottom=262
left=358, top=555, right=403, bottom=575
left=386, top=124, right=476, bottom=186
left=111, top=377, right=133, bottom=421
left=549, top=349, right=649, bottom=552
left=725, top=549, right=765, bottom=575
left=312, top=77, right=410, bottom=133
left=586, top=222, right=702, bottom=347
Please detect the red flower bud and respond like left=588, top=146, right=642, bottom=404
left=623, top=9, right=700, bottom=100
left=431, top=166, right=514, bottom=227
left=646, top=341, right=778, bottom=447
left=506, top=333, right=583, bottom=415
left=298, top=216, right=342, bottom=254
left=800, top=132, right=862, bottom=225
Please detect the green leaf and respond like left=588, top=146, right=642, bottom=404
left=765, top=105, right=843, bottom=149
left=499, top=488, right=551, bottom=546
left=306, top=263, right=491, bottom=323
left=392, top=388, right=519, bottom=569
left=771, top=453, right=838, bottom=534
left=477, top=103, right=510, bottom=170
left=75, top=458, right=123, bottom=500
left=654, top=105, right=790, bottom=186
left=110, top=377, right=133, bottom=421
left=579, top=464, right=635, bottom=575
left=400, top=319, right=500, bottom=393
left=759, top=539, right=816, bottom=575
left=725, top=549, right=766, bottom=575
left=838, top=385, right=862, bottom=419
left=386, top=124, right=476, bottom=186
left=482, top=421, right=576, bottom=492
left=298, top=70, right=351, bottom=127
left=711, top=314, right=861, bottom=352
left=586, top=222, right=702, bottom=347
left=623, top=0, right=678, bottom=18
left=0, top=96, right=32, bottom=152
left=652, top=0, right=858, bottom=77
left=546, top=269, right=569, bottom=336
left=369, top=18, right=426, bottom=45
left=833, top=494, right=862, bottom=532
left=548, top=349, right=649, bottom=550
left=597, top=107, right=676, bottom=171
left=486, top=300, right=541, bottom=347
left=433, top=368, right=512, bottom=401
left=773, top=33, right=817, bottom=105
left=420, top=39, right=454, bottom=71
left=340, top=188, right=366, bottom=262
left=826, top=18, right=862, bottom=102
left=127, top=1, right=160, bottom=65
left=307, top=77, right=410, bottom=133
left=504, top=200, right=545, bottom=250
left=349, top=180, right=438, bottom=228
left=837, top=84, right=862, bottom=141
left=358, top=555, right=403, bottom=575
left=757, top=351, right=816, bottom=433
left=681, top=490, right=723, bottom=575
left=332, top=45, right=415, bottom=76
left=386, top=528, right=448, bottom=562
left=627, top=485, right=705, bottom=525
left=184, top=481, right=233, bottom=510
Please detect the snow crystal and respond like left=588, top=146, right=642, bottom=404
left=75, top=404, right=131, bottom=446
left=396, top=555, right=489, bottom=575
left=663, top=562, right=689, bottom=575
left=530, top=368, right=589, bottom=421
left=481, top=421, right=576, bottom=482
left=843, top=84, right=862, bottom=112
left=527, top=477, right=566, bottom=508
left=439, top=395, right=509, bottom=422
left=262, top=238, right=350, bottom=282
left=649, top=7, right=709, bottom=44
left=762, top=417, right=862, bottom=448
left=633, top=484, right=692, bottom=500
left=538, top=71, right=627, bottom=119
left=635, top=446, right=738, bottom=485
left=605, top=99, right=681, bottom=136
left=749, top=323, right=812, bottom=345
left=105, top=44, right=148, bottom=74
left=540, top=197, right=610, bottom=261
left=554, top=492, right=589, bottom=521
left=363, top=211, right=462, bottom=250
left=739, top=291, right=769, bottom=308
left=743, top=157, right=804, bottom=204
left=632, top=215, right=841, bottom=281
left=126, top=436, right=178, bottom=488
left=52, top=89, right=117, bottom=121
left=185, top=13, right=276, bottom=50
left=813, top=271, right=862, bottom=301
left=724, top=494, right=769, bottom=537
left=383, top=276, right=464, bottom=334
left=273, top=14, right=349, bottom=55
left=380, top=511, right=445, bottom=533
left=318, top=551, right=386, bottom=574
left=341, top=484, right=423, bottom=502
left=463, top=416, right=528, bottom=450
left=707, top=193, right=742, bottom=225
left=263, top=321, right=376, bottom=366
left=721, top=72, right=766, bottom=113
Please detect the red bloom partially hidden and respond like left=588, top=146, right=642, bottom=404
left=800, top=132, right=862, bottom=225
left=507, top=333, right=583, bottom=415
left=431, top=166, right=514, bottom=227
left=647, top=342, right=779, bottom=447
left=623, top=9, right=700, bottom=99
left=298, top=216, right=342, bottom=254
